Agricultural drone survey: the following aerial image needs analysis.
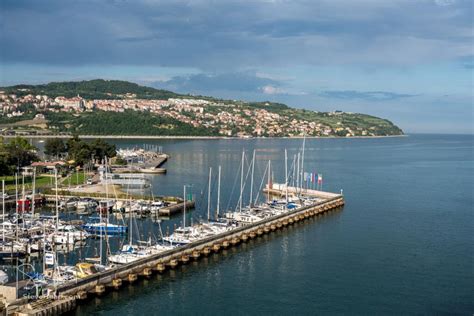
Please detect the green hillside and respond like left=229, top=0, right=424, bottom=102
left=0, top=79, right=403, bottom=137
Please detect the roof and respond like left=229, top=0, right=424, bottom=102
left=31, top=161, right=66, bottom=167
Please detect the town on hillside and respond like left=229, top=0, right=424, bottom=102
left=0, top=88, right=401, bottom=137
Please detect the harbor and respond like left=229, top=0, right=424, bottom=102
left=1, top=187, right=344, bottom=315
left=0, top=139, right=347, bottom=315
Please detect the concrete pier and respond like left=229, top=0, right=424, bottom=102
left=7, top=191, right=344, bottom=315
left=158, top=200, right=195, bottom=216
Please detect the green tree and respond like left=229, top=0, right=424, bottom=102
left=44, top=138, right=67, bottom=159
left=0, top=137, right=11, bottom=176
left=90, top=139, right=116, bottom=160
left=5, top=137, right=38, bottom=171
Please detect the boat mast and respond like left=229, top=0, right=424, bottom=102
left=129, top=188, right=133, bottom=247
left=15, top=173, right=18, bottom=240
left=104, top=157, right=111, bottom=261
left=267, top=160, right=271, bottom=202
left=216, top=165, right=221, bottom=218
left=31, top=167, right=36, bottom=215
left=296, top=153, right=300, bottom=196
left=2, top=180, right=4, bottom=242
left=292, top=154, right=296, bottom=188
left=104, top=156, right=109, bottom=223
left=183, top=185, right=186, bottom=228
left=249, top=150, right=255, bottom=207
left=207, top=167, right=212, bottom=222
left=54, top=168, right=59, bottom=278
left=300, top=135, right=306, bottom=192
left=239, top=151, right=245, bottom=213
left=285, top=148, right=288, bottom=204
left=54, top=168, right=59, bottom=231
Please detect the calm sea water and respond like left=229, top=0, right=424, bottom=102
left=39, top=134, right=474, bottom=314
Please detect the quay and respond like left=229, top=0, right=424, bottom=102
left=2, top=188, right=345, bottom=315
left=158, top=200, right=195, bottom=216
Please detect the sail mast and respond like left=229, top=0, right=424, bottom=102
left=2, top=180, right=4, bottom=242
left=217, top=165, right=221, bottom=218
left=31, top=167, right=36, bottom=215
left=54, top=168, right=59, bottom=230
left=301, top=135, right=306, bottom=192
left=267, top=160, right=271, bottom=202
left=249, top=150, right=255, bottom=207
left=183, top=185, right=186, bottom=228
left=285, top=148, right=288, bottom=204
left=239, top=151, right=245, bottom=213
left=207, top=167, right=212, bottom=221
left=296, top=153, right=300, bottom=196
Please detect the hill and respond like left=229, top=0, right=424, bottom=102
left=0, top=79, right=403, bottom=137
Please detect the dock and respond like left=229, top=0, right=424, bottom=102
left=3, top=189, right=345, bottom=315
left=158, top=200, right=195, bottom=216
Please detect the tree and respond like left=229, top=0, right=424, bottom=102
left=4, top=137, right=38, bottom=171
left=44, top=138, right=66, bottom=159
left=0, top=137, right=11, bottom=176
left=90, top=139, right=116, bottom=160
left=64, top=136, right=116, bottom=166
left=67, top=139, right=91, bottom=166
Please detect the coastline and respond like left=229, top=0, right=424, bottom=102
left=1, top=134, right=408, bottom=140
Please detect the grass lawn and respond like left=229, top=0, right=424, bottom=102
left=0, top=175, right=54, bottom=192
left=61, top=172, right=87, bottom=187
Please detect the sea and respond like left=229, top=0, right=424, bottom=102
left=20, top=134, right=474, bottom=314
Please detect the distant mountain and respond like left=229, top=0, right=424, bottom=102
left=0, top=79, right=403, bottom=137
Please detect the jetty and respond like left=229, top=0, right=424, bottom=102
left=0, top=187, right=344, bottom=315
left=113, top=148, right=169, bottom=174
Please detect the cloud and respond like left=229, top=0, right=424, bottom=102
left=152, top=72, right=283, bottom=94
left=0, top=0, right=472, bottom=69
left=434, top=0, right=456, bottom=6
left=319, top=90, right=418, bottom=101
left=261, top=85, right=284, bottom=95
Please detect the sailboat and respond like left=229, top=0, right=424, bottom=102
left=202, top=166, right=234, bottom=234
left=109, top=204, right=173, bottom=264
left=0, top=179, right=27, bottom=259
left=224, top=151, right=267, bottom=225
left=83, top=158, right=127, bottom=236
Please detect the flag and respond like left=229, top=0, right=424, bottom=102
left=318, top=174, right=323, bottom=184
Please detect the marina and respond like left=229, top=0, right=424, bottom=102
left=0, top=137, right=349, bottom=315
left=1, top=187, right=344, bottom=315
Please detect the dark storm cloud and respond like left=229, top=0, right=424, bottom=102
left=1, top=0, right=472, bottom=69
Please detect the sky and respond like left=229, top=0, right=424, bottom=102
left=0, top=0, right=472, bottom=134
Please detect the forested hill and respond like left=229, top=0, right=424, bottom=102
left=3, top=79, right=182, bottom=100
left=0, top=79, right=403, bottom=137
